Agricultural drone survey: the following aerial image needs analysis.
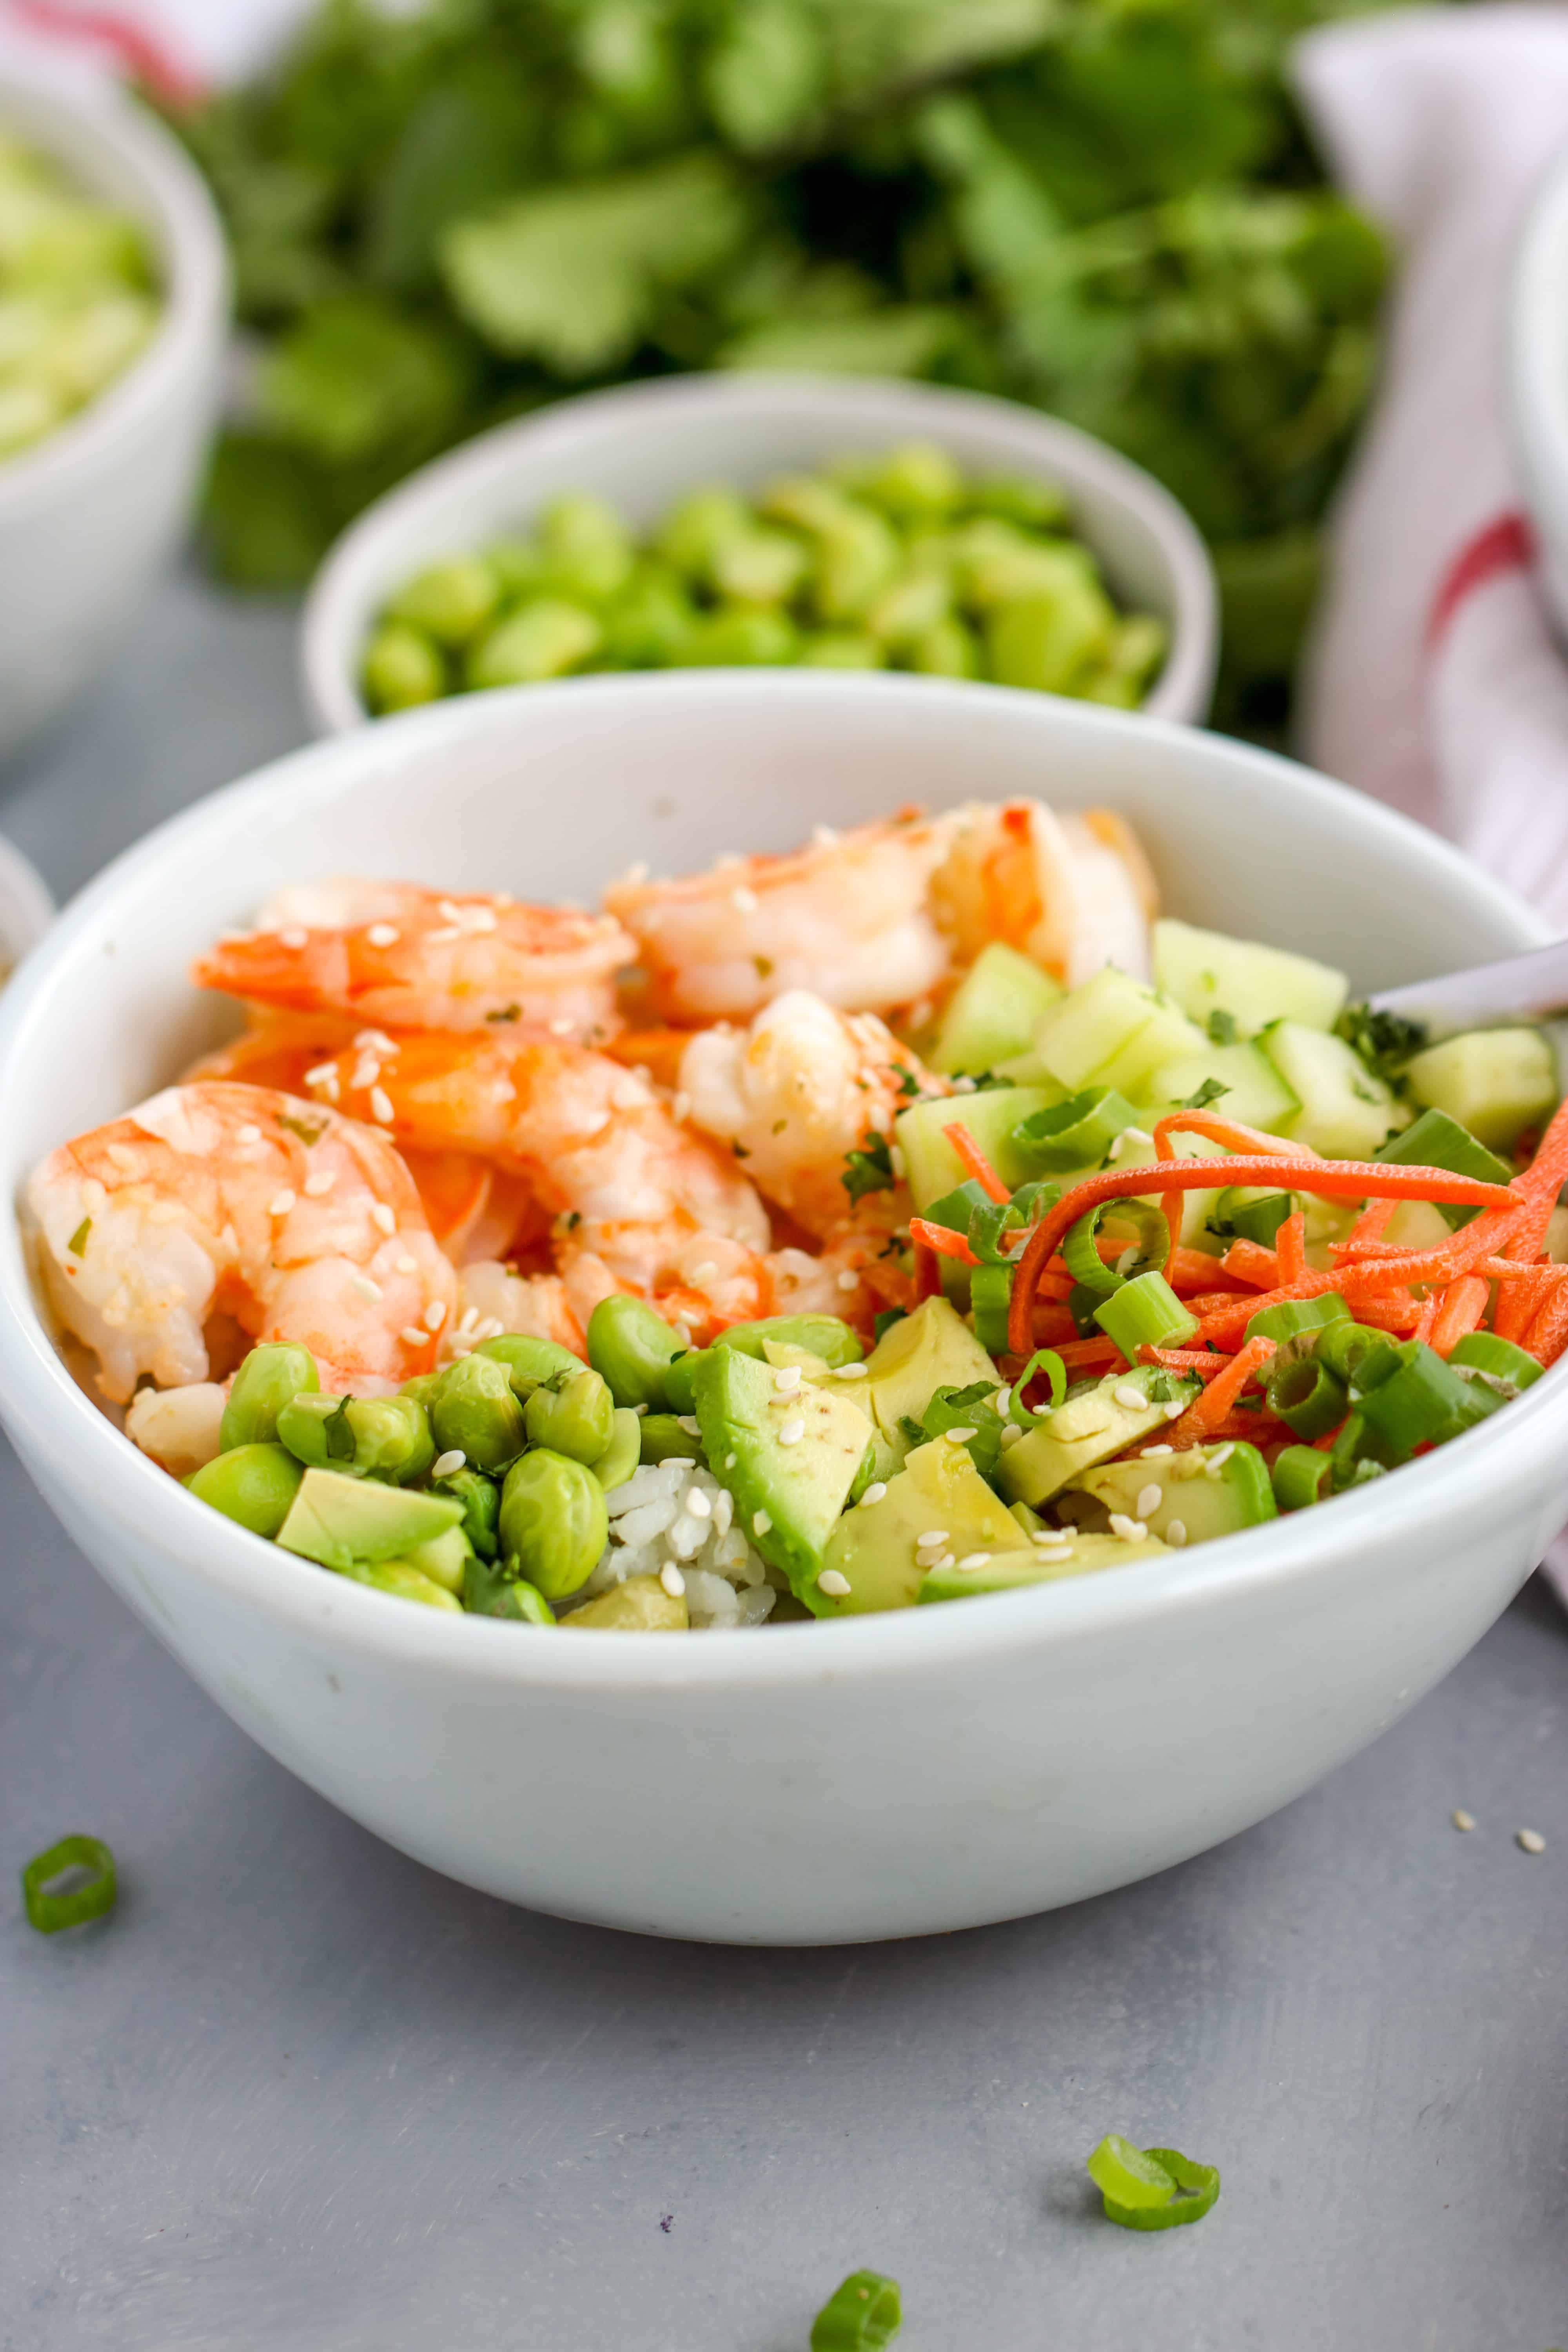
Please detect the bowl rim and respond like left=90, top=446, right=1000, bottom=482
left=0, top=670, right=1559, bottom=1694
left=0, top=832, right=53, bottom=967
left=0, top=64, right=230, bottom=517
left=298, top=370, right=1220, bottom=735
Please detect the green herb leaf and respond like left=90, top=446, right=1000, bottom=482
left=842, top=1131, right=895, bottom=1204
left=66, top=1217, right=92, bottom=1258
left=1206, top=1008, right=1239, bottom=1046
left=322, top=1396, right=357, bottom=1463
left=1179, top=1075, right=1230, bottom=1110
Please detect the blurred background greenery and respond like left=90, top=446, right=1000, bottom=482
left=165, top=0, right=1401, bottom=732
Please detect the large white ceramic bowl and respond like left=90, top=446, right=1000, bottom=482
left=0, top=69, right=229, bottom=759
left=0, top=676, right=1560, bottom=1946
left=1510, top=141, right=1568, bottom=638
left=0, top=831, right=52, bottom=974
left=300, top=374, right=1219, bottom=734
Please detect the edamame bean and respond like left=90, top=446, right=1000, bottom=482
left=462, top=1552, right=556, bottom=1623
left=276, top=1392, right=358, bottom=1470
left=433, top=1465, right=501, bottom=1559
left=497, top=1449, right=607, bottom=1601
left=525, top=1367, right=614, bottom=1463
left=275, top=1392, right=434, bottom=1482
left=187, top=1442, right=303, bottom=1538
left=428, top=1353, right=526, bottom=1472
left=474, top=1332, right=585, bottom=1396
left=400, top=1372, right=441, bottom=1410
left=715, top=1315, right=865, bottom=1368
left=388, top=555, right=501, bottom=648
left=538, top=492, right=635, bottom=601
left=638, top=1412, right=704, bottom=1465
left=672, top=608, right=799, bottom=666
left=221, top=1341, right=319, bottom=1451
left=466, top=597, right=601, bottom=689
left=586, top=1294, right=686, bottom=1410
left=341, top=1557, right=461, bottom=1612
left=362, top=624, right=446, bottom=714
left=590, top=1406, right=641, bottom=1492
left=397, top=1524, right=471, bottom=1595
left=659, top=1350, right=706, bottom=1416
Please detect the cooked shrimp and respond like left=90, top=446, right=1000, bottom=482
left=603, top=810, right=955, bottom=1022
left=27, top=1083, right=457, bottom=1402
left=677, top=989, right=946, bottom=1237
left=928, top=800, right=1157, bottom=985
left=447, top=1260, right=589, bottom=1359
left=192, top=879, right=634, bottom=1042
left=297, top=1031, right=772, bottom=1300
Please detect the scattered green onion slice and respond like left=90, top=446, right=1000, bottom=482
left=1266, top=1355, right=1348, bottom=1442
left=1314, top=1320, right=1398, bottom=1388
left=1448, top=1331, right=1544, bottom=1392
left=1272, top=1444, right=1334, bottom=1511
left=1328, top=1409, right=1386, bottom=1490
left=1354, top=1340, right=1472, bottom=1460
left=1244, top=1292, right=1348, bottom=1346
left=1086, top=2135, right=1220, bottom=2231
left=22, top=1834, right=116, bottom=1933
left=1215, top=1187, right=1294, bottom=1247
left=1063, top=1199, right=1170, bottom=1298
left=969, top=1261, right=1013, bottom=1356
left=810, top=2269, right=902, bottom=2350
left=1094, top=1269, right=1198, bottom=1359
left=1010, top=1346, right=1068, bottom=1425
left=922, top=1177, right=996, bottom=1238
left=1376, top=1108, right=1511, bottom=1225
left=1014, top=1085, right=1141, bottom=1172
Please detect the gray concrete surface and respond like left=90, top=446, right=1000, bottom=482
left=2, top=575, right=1565, bottom=2352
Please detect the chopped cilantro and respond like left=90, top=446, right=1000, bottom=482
left=1337, top=1002, right=1426, bottom=1087
left=1206, top=1009, right=1239, bottom=1046
left=891, top=1063, right=920, bottom=1100
left=842, top=1132, right=895, bottom=1204
left=485, top=1002, right=521, bottom=1023
left=1179, top=1075, right=1230, bottom=1110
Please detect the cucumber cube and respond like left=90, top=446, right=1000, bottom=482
left=1401, top=1027, right=1558, bottom=1150
left=1139, top=1039, right=1299, bottom=1134
left=1260, top=1021, right=1408, bottom=1158
left=895, top=1085, right=1064, bottom=1211
left=929, top=942, right=1063, bottom=1077
left=1032, top=967, right=1203, bottom=1095
left=1154, top=919, right=1348, bottom=1036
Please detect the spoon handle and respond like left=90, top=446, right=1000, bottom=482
left=1368, top=937, right=1568, bottom=1039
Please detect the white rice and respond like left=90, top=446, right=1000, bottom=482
left=560, top=1457, right=780, bottom=1630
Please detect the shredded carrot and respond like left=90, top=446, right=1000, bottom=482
left=941, top=1121, right=1010, bottom=1205
left=1168, top=1246, right=1252, bottom=1293
left=1219, top=1238, right=1283, bottom=1289
left=1152, top=1109, right=1319, bottom=1161
left=1429, top=1274, right=1489, bottom=1357
left=1138, top=1347, right=1230, bottom=1379
left=1054, top=1334, right=1126, bottom=1370
left=1518, top=1095, right=1568, bottom=1198
left=1276, top=1210, right=1307, bottom=1286
left=1343, top=1196, right=1399, bottom=1251
left=1411, top=1292, right=1439, bottom=1346
left=909, top=1217, right=979, bottom=1264
left=1160, top=1336, right=1276, bottom=1448
left=1523, top=1282, right=1568, bottom=1366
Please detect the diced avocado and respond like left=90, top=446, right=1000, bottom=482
left=1153, top=919, right=1348, bottom=1035
left=1074, top=1441, right=1277, bottom=1544
left=918, top=1528, right=1167, bottom=1601
left=562, top=1573, right=688, bottom=1630
left=995, top=1365, right=1197, bottom=1507
left=340, top=1556, right=463, bottom=1610
left=761, top=1340, right=833, bottom=1375
left=859, top=1296, right=998, bottom=1446
left=1260, top=1020, right=1409, bottom=1157
left=717, top=1315, right=864, bottom=1368
left=813, top=1434, right=1025, bottom=1616
left=276, top=1469, right=464, bottom=1569
left=895, top=1084, right=1063, bottom=1210
left=396, top=1523, right=472, bottom=1593
left=693, top=1345, right=869, bottom=1602
left=1139, top=1039, right=1299, bottom=1133
left=1401, top=1027, right=1558, bottom=1151
left=930, top=942, right=1063, bottom=1076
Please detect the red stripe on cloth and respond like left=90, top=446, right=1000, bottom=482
left=1426, top=511, right=1538, bottom=649
left=12, top=0, right=205, bottom=102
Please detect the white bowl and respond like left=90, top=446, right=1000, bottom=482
left=300, top=374, right=1219, bottom=734
left=0, top=831, right=52, bottom=974
left=1509, top=142, right=1568, bottom=638
left=0, top=675, right=1558, bottom=1946
left=0, top=69, right=229, bottom=759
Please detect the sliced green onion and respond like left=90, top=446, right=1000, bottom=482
left=1272, top=1445, right=1334, bottom=1510
left=872, top=1308, right=907, bottom=1344
left=970, top=1261, right=1013, bottom=1355
left=1068, top=1281, right=1105, bottom=1336
left=1063, top=1199, right=1170, bottom=1298
left=1266, top=1355, right=1348, bottom=1441
left=22, top=1834, right=116, bottom=1933
left=1014, top=1085, right=1141, bottom=1172
left=1328, top=1409, right=1389, bottom=1488
left=1086, top=2135, right=1220, bottom=2232
left=1009, top=1177, right=1060, bottom=1225
left=1355, top=1341, right=1472, bottom=1460
left=968, top=1196, right=1023, bottom=1264
left=1315, top=1320, right=1398, bottom=1388
left=923, top=1177, right=996, bottom=1237
left=1344, top=1337, right=1403, bottom=1399
left=1244, top=1292, right=1348, bottom=1345
left=810, top=2269, right=902, bottom=2350
left=1225, top=1189, right=1295, bottom=1247
left=1376, top=1107, right=1512, bottom=1226
left=1010, top=1346, right=1067, bottom=1424
left=1448, top=1331, right=1544, bottom=1393
left=1094, top=1270, right=1199, bottom=1359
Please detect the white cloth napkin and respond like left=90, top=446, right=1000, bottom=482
left=0, top=0, right=311, bottom=91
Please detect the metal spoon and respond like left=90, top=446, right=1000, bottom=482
left=1368, top=937, right=1568, bottom=1040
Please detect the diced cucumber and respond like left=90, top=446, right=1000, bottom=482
left=1032, top=966, right=1205, bottom=1096
left=1401, top=1027, right=1558, bottom=1151
left=895, top=1085, right=1063, bottom=1211
left=1260, top=1020, right=1409, bottom=1157
left=929, top=942, right=1063, bottom=1077
left=1138, top=1039, right=1300, bottom=1134
left=1153, top=919, right=1348, bottom=1036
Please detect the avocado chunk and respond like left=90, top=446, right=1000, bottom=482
left=276, top=1468, right=463, bottom=1569
left=814, top=1435, right=1026, bottom=1616
left=1074, top=1441, right=1276, bottom=1544
left=860, top=1296, right=999, bottom=1447
left=692, top=1345, right=869, bottom=1603
left=562, top=1573, right=688, bottom=1630
left=918, top=1527, right=1168, bottom=1601
left=995, top=1365, right=1197, bottom=1508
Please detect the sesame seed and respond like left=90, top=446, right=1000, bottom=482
left=731, top=886, right=759, bottom=913
left=1032, top=1528, right=1071, bottom=1545
left=1113, top=1383, right=1146, bottom=1410
left=1165, top=1519, right=1187, bottom=1546
left=395, top=1253, right=419, bottom=1276
left=677, top=1415, right=701, bottom=1436
left=236, top=1123, right=262, bottom=1145
left=834, top=1362, right=869, bottom=1379
left=1517, top=1828, right=1546, bottom=1854
left=426, top=926, right=463, bottom=945
left=303, top=1170, right=335, bottom=1197
left=956, top=1552, right=991, bottom=1570
left=467, top=907, right=497, bottom=933
left=1136, top=1483, right=1163, bottom=1520
left=1108, top=1513, right=1147, bottom=1542
left=889, top=1143, right=907, bottom=1179
left=660, top=1563, right=686, bottom=1599
left=779, top=1417, right=806, bottom=1446
left=432, top=1449, right=466, bottom=1477
left=817, top=1569, right=851, bottom=1598
left=943, top=1426, right=975, bottom=1443
left=370, top=1202, right=396, bottom=1234
left=932, top=1553, right=956, bottom=1572
left=811, top=824, right=840, bottom=847
left=352, top=1274, right=382, bottom=1301
left=724, top=1452, right=736, bottom=1468
left=1142, top=1443, right=1174, bottom=1457
left=548, top=1017, right=574, bottom=1036
left=999, top=1424, right=1024, bottom=1448
left=995, top=1388, right=1011, bottom=1415
left=268, top=1189, right=296, bottom=1217
left=752, top=1509, right=772, bottom=1536
left=400, top=1326, right=427, bottom=1347
left=916, top=1530, right=949, bottom=1548
left=304, top=1062, right=337, bottom=1089
left=858, top=1482, right=887, bottom=1507
left=365, top=924, right=399, bottom=947
left=951, top=1075, right=977, bottom=1094
left=369, top=1087, right=394, bottom=1124
left=354, top=1029, right=397, bottom=1054
left=1451, top=1809, right=1475, bottom=1832
left=836, top=1269, right=860, bottom=1293
left=686, top=1488, right=712, bottom=1519
left=351, top=1057, right=381, bottom=1090
left=773, top=1365, right=802, bottom=1392
left=690, top=1261, right=720, bottom=1284
left=1164, top=1400, right=1185, bottom=1420
left=1206, top=1443, right=1236, bottom=1474
left=423, top=1300, right=447, bottom=1331
left=278, top=927, right=308, bottom=948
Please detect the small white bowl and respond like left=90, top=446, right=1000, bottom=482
left=0, top=69, right=229, bottom=759
left=0, top=675, right=1557, bottom=1945
left=0, top=831, right=52, bottom=975
left=300, top=374, right=1218, bottom=734
left=1509, top=142, right=1568, bottom=637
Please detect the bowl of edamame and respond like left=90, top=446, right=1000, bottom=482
left=0, top=68, right=228, bottom=758
left=300, top=374, right=1218, bottom=736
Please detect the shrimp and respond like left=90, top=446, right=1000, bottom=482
left=603, top=810, right=955, bottom=1022
left=677, top=989, right=946, bottom=1238
left=27, top=1083, right=457, bottom=1402
left=928, top=800, right=1158, bottom=986
left=192, top=878, right=635, bottom=1042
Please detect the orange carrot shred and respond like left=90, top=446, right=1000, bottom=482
left=1276, top=1210, right=1307, bottom=1285
left=910, top=1218, right=978, bottom=1265
left=941, top=1121, right=1010, bottom=1205
left=1160, top=1335, right=1275, bottom=1448
left=1429, top=1275, right=1489, bottom=1357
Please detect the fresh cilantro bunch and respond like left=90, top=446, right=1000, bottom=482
left=166, top=0, right=1397, bottom=720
